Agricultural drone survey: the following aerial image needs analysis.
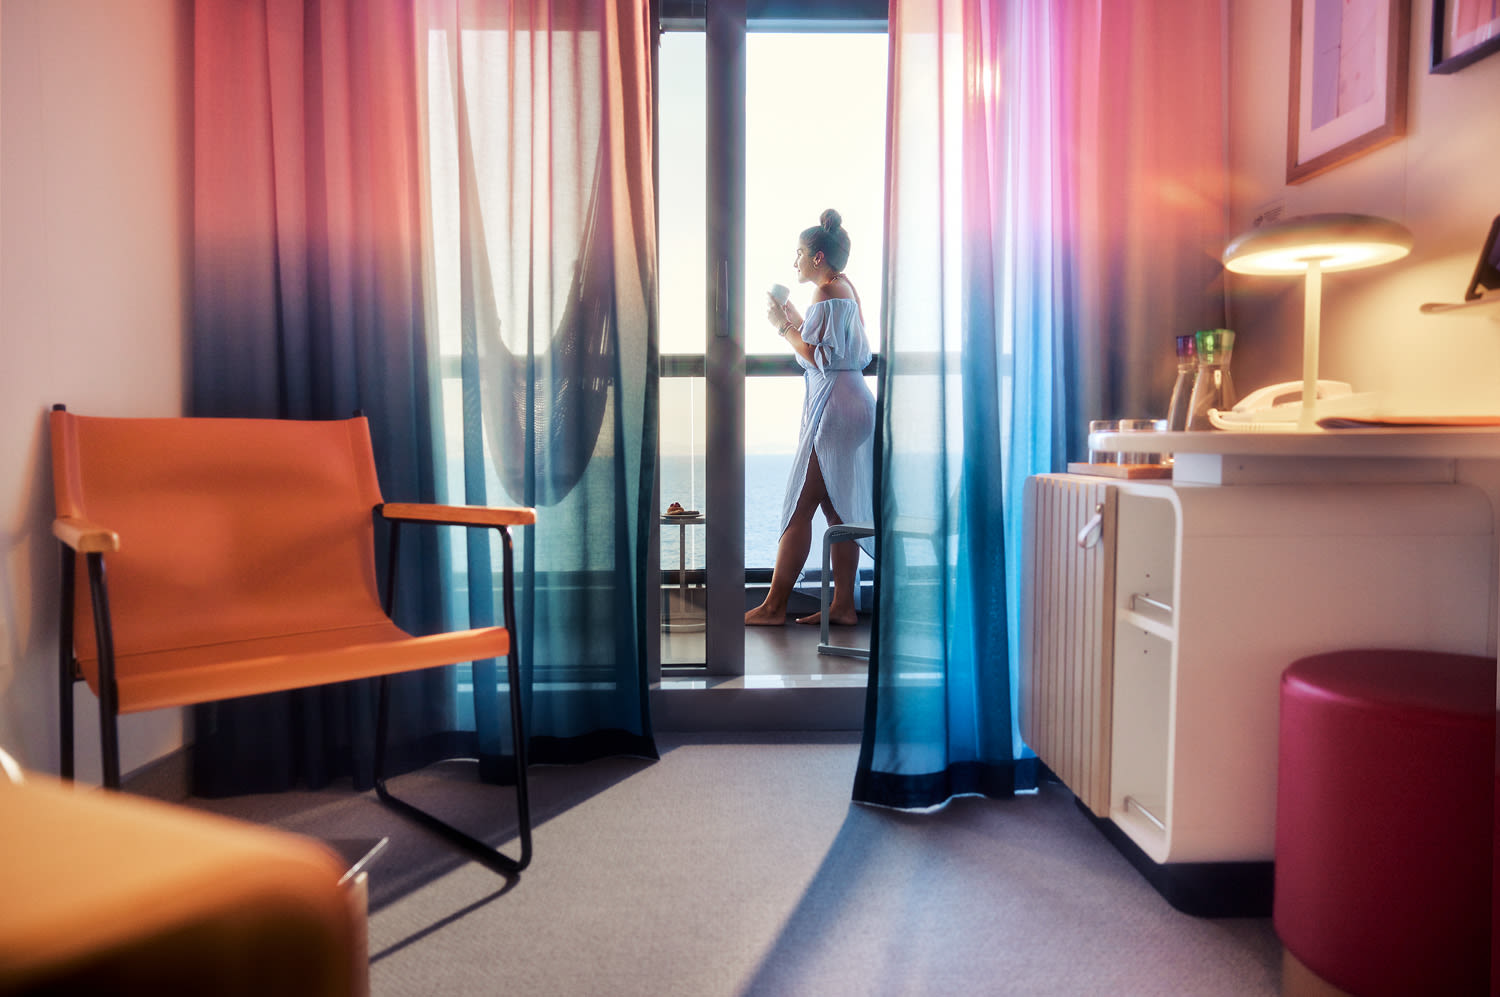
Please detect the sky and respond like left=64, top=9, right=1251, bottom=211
left=659, top=30, right=889, bottom=456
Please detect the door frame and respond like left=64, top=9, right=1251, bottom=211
left=648, top=0, right=888, bottom=707
left=703, top=0, right=749, bottom=678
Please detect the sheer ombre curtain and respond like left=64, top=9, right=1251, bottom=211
left=416, top=1, right=658, bottom=768
left=856, top=0, right=1226, bottom=809
left=192, top=0, right=451, bottom=794
left=190, top=0, right=657, bottom=796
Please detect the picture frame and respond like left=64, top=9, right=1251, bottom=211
left=1286, top=0, right=1410, bottom=185
left=1430, top=0, right=1500, bottom=73
left=1463, top=214, right=1500, bottom=300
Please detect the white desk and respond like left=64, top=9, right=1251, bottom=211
left=1021, top=428, right=1500, bottom=910
left=1093, top=426, right=1500, bottom=483
left=1094, top=427, right=1500, bottom=684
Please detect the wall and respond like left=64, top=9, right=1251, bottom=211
left=1226, top=0, right=1500, bottom=409
left=0, top=0, right=192, bottom=781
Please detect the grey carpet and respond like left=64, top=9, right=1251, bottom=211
left=184, top=733, right=1281, bottom=996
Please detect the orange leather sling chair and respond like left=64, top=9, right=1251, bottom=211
left=50, top=406, right=537, bottom=874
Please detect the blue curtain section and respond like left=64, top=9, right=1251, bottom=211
left=857, top=0, right=1227, bottom=810
left=425, top=0, right=658, bottom=768
left=854, top=0, right=1058, bottom=809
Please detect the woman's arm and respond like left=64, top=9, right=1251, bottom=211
left=779, top=319, right=817, bottom=366
left=768, top=292, right=816, bottom=365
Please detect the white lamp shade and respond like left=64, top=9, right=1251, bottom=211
left=1222, top=213, right=1413, bottom=275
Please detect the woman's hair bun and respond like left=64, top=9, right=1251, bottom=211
left=800, top=209, right=852, bottom=271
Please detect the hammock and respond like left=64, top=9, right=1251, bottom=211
left=466, top=142, right=616, bottom=508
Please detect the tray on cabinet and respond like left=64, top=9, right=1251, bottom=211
left=1067, top=461, right=1172, bottom=479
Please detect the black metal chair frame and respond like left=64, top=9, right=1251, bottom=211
left=373, top=507, right=531, bottom=875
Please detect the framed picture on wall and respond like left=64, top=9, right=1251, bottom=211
left=1286, top=0, right=1411, bottom=185
left=1431, top=0, right=1500, bottom=73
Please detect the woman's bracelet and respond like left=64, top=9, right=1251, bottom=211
left=780, top=321, right=801, bottom=336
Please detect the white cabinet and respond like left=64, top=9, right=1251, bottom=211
left=1023, top=474, right=1496, bottom=871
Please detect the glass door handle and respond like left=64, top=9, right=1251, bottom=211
left=714, top=260, right=729, bottom=333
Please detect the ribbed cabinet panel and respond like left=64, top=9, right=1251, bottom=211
left=1020, top=475, right=1116, bottom=816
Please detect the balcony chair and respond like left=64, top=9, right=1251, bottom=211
left=50, top=406, right=537, bottom=875
left=815, top=512, right=946, bottom=658
left=815, top=521, right=876, bottom=659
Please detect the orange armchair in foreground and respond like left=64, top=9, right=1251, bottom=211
left=49, top=406, right=537, bottom=875
left=1, top=753, right=366, bottom=996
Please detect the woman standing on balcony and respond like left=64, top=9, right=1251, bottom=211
left=745, top=209, right=876, bottom=627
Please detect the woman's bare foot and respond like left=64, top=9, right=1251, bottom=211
left=794, top=609, right=858, bottom=627
left=745, top=605, right=789, bottom=626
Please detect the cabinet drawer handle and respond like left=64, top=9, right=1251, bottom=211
left=1124, top=795, right=1165, bottom=831
left=1076, top=504, right=1104, bottom=549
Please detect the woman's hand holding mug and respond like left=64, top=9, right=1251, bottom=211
left=765, top=294, right=785, bottom=329
left=767, top=283, right=802, bottom=335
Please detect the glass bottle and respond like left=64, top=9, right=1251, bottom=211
left=1166, top=333, right=1197, bottom=432
left=1187, top=328, right=1236, bottom=430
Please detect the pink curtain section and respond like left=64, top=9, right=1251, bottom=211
left=1059, top=0, right=1229, bottom=423
left=194, top=0, right=427, bottom=418
left=884, top=0, right=1227, bottom=442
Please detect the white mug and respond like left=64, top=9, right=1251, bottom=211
left=769, top=283, right=790, bottom=305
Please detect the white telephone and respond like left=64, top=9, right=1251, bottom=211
left=1208, top=379, right=1370, bottom=431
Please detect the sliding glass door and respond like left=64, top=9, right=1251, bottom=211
left=742, top=28, right=887, bottom=620
left=654, top=2, right=887, bottom=700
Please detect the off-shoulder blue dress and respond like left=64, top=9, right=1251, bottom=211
left=779, top=297, right=876, bottom=555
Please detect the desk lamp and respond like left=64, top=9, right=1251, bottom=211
left=1222, top=213, right=1412, bottom=430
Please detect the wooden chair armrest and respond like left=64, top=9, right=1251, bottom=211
left=377, top=502, right=536, bottom=528
left=53, top=516, right=120, bottom=553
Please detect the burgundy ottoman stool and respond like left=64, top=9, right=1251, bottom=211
left=1275, top=649, right=1495, bottom=997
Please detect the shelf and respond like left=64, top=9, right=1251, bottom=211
left=1111, top=797, right=1168, bottom=863
left=1419, top=296, right=1500, bottom=315
left=1118, top=608, right=1174, bottom=642
left=1124, top=794, right=1166, bottom=832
